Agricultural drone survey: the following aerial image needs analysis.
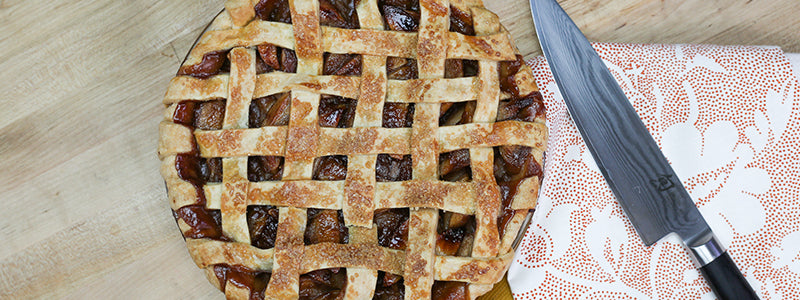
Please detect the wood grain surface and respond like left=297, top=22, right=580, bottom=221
left=0, top=0, right=797, bottom=299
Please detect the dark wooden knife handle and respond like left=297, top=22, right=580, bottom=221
left=698, top=252, right=759, bottom=300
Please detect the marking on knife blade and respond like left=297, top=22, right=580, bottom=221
left=651, top=175, right=675, bottom=192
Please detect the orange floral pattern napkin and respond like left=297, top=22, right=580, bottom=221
left=509, top=44, right=800, bottom=299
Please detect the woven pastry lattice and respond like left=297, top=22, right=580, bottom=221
left=158, top=0, right=546, bottom=299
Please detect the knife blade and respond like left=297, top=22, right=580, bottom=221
left=529, top=0, right=758, bottom=298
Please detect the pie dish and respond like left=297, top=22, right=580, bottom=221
left=158, top=0, right=547, bottom=299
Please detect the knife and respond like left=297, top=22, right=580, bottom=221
left=529, top=0, right=759, bottom=299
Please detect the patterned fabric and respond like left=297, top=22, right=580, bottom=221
left=509, top=44, right=800, bottom=299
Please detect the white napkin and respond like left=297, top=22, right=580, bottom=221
left=509, top=44, right=800, bottom=300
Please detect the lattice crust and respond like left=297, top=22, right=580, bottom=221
left=159, top=0, right=547, bottom=299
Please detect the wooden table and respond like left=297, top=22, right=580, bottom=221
left=1, top=0, right=797, bottom=298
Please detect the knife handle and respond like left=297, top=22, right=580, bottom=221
left=692, top=235, right=758, bottom=300
left=699, top=252, right=759, bottom=299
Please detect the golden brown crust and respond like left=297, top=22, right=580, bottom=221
left=225, top=0, right=256, bottom=27
left=343, top=155, right=377, bottom=226
left=196, top=127, right=288, bottom=157
left=184, top=18, right=518, bottom=65
left=289, top=0, right=323, bottom=75
left=188, top=239, right=276, bottom=269
left=220, top=157, right=250, bottom=243
left=438, top=121, right=548, bottom=152
left=317, top=127, right=410, bottom=156
left=469, top=148, right=501, bottom=257
left=386, top=77, right=477, bottom=103
left=323, top=28, right=418, bottom=57
left=300, top=243, right=406, bottom=274
left=248, top=180, right=345, bottom=208
left=284, top=90, right=321, bottom=179
left=253, top=73, right=362, bottom=99
left=159, top=0, right=547, bottom=298
left=403, top=208, right=438, bottom=299
left=446, top=32, right=516, bottom=61
left=164, top=76, right=229, bottom=104
left=409, top=103, right=440, bottom=180
left=434, top=252, right=514, bottom=284
left=265, top=207, right=306, bottom=299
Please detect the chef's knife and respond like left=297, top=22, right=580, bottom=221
left=529, top=0, right=758, bottom=298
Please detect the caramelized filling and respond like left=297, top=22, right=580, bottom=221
left=374, top=271, right=405, bottom=300
left=174, top=152, right=205, bottom=203
left=382, top=103, right=415, bottom=128
left=499, top=55, right=526, bottom=97
left=379, top=0, right=420, bottom=32
left=437, top=7, right=478, bottom=129
left=494, top=145, right=543, bottom=235
left=178, top=50, right=230, bottom=79
left=374, top=208, right=409, bottom=250
left=386, top=57, right=418, bottom=80
left=254, top=0, right=292, bottom=23
left=312, top=155, right=348, bottom=180
left=172, top=100, right=229, bottom=240
left=497, top=91, right=546, bottom=122
left=444, top=59, right=478, bottom=78
left=492, top=55, right=546, bottom=236
left=173, top=99, right=227, bottom=131
left=448, top=6, right=474, bottom=36
left=248, top=206, right=280, bottom=249
left=305, top=209, right=349, bottom=244
left=175, top=155, right=222, bottom=195
left=382, top=56, right=417, bottom=129
left=173, top=100, right=226, bottom=188
left=438, top=149, right=472, bottom=182
left=432, top=281, right=469, bottom=300
left=440, top=56, right=477, bottom=127
left=213, top=264, right=271, bottom=300
left=257, top=44, right=279, bottom=72
left=436, top=211, right=475, bottom=256
left=204, top=158, right=224, bottom=182
left=248, top=156, right=284, bottom=181
left=172, top=100, right=198, bottom=126
left=194, top=100, right=226, bottom=130
left=323, top=53, right=362, bottom=76
left=255, top=51, right=270, bottom=74
left=318, top=96, right=358, bottom=128
left=257, top=44, right=297, bottom=73
left=319, top=0, right=360, bottom=29
left=443, top=5, right=478, bottom=88
left=299, top=268, right=348, bottom=300
left=375, top=154, right=412, bottom=182
left=249, top=93, right=291, bottom=128
left=174, top=205, right=228, bottom=241
left=439, top=101, right=475, bottom=126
